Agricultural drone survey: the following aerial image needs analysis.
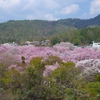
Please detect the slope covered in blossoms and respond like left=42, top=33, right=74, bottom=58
left=0, top=45, right=100, bottom=63
left=0, top=42, right=100, bottom=74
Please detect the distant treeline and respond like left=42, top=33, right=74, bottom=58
left=0, top=14, right=100, bottom=45
left=50, top=27, right=100, bottom=46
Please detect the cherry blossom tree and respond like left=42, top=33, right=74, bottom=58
left=0, top=42, right=100, bottom=75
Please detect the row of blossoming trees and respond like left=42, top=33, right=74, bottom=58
left=0, top=42, right=100, bottom=100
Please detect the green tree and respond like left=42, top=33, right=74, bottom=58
left=52, top=61, right=86, bottom=100
left=43, top=56, right=62, bottom=65
left=1, top=68, right=21, bottom=92
left=21, top=56, right=25, bottom=64
left=14, top=59, right=52, bottom=100
left=30, top=57, right=43, bottom=69
left=86, top=82, right=100, bottom=100
left=50, top=36, right=60, bottom=46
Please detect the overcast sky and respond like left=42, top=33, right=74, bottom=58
left=0, top=0, right=100, bottom=23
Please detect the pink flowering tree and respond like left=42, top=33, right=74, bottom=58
left=43, top=62, right=60, bottom=77
left=76, top=59, right=100, bottom=75
left=0, top=42, right=100, bottom=75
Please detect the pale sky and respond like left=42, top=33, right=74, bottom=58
left=0, top=0, right=100, bottom=23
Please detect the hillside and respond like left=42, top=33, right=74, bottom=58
left=57, top=14, right=100, bottom=29
left=0, top=20, right=76, bottom=44
left=0, top=14, right=100, bottom=44
left=51, top=26, right=100, bottom=46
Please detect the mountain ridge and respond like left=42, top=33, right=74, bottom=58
left=0, top=14, right=100, bottom=44
left=1, top=14, right=100, bottom=29
left=57, top=14, right=100, bottom=29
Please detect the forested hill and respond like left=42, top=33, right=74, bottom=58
left=0, top=20, right=76, bottom=44
left=57, top=14, right=100, bottom=29
left=0, top=14, right=100, bottom=44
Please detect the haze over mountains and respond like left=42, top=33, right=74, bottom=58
left=0, top=14, right=100, bottom=44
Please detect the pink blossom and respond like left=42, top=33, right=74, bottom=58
left=43, top=62, right=59, bottom=77
left=76, top=59, right=100, bottom=74
left=1, top=43, right=100, bottom=73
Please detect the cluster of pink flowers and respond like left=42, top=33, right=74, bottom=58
left=0, top=42, right=100, bottom=75
left=43, top=62, right=59, bottom=76
left=76, top=59, right=100, bottom=74
left=8, top=64, right=25, bottom=72
left=60, top=47, right=100, bottom=63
